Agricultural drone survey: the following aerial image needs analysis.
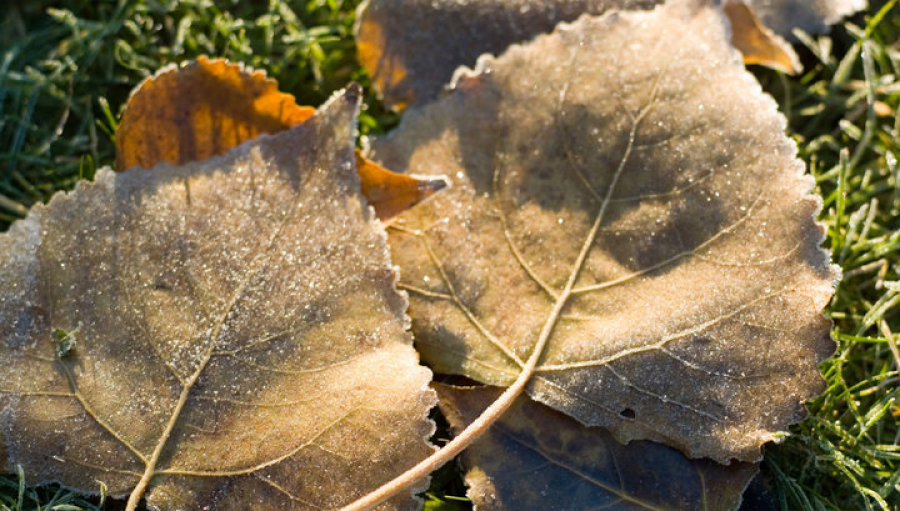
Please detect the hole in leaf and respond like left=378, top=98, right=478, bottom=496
left=619, top=408, right=636, bottom=419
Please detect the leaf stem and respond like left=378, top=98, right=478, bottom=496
left=124, top=380, right=195, bottom=511
left=342, top=85, right=646, bottom=511
left=338, top=289, right=571, bottom=511
left=342, top=68, right=650, bottom=511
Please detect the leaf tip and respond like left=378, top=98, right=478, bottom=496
left=344, top=82, right=364, bottom=106
left=416, top=174, right=450, bottom=194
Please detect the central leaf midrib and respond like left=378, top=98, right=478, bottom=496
left=123, top=171, right=309, bottom=511
left=517, top=87, right=654, bottom=370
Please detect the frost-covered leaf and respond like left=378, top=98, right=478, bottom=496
left=356, top=0, right=808, bottom=110
left=0, top=88, right=435, bottom=511
left=436, top=385, right=759, bottom=511
left=369, top=0, right=837, bottom=463
left=116, top=57, right=445, bottom=221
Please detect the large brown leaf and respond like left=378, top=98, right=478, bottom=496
left=368, top=0, right=837, bottom=463
left=0, top=87, right=436, bottom=510
left=436, top=385, right=759, bottom=511
left=355, top=0, right=808, bottom=110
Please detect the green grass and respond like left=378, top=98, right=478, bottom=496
left=1, top=1, right=899, bottom=510
left=756, top=2, right=900, bottom=509
left=0, top=0, right=395, bottom=231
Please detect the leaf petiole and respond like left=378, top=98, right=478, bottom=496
left=338, top=291, right=567, bottom=511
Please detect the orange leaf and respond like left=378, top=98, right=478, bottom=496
left=116, top=56, right=314, bottom=171
left=357, top=153, right=446, bottom=221
left=116, top=57, right=444, bottom=219
left=724, top=0, right=802, bottom=75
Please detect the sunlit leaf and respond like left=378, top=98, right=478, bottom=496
left=357, top=154, right=449, bottom=223
left=115, top=56, right=315, bottom=172
left=368, top=0, right=838, bottom=463
left=0, top=88, right=436, bottom=511
left=437, top=384, right=759, bottom=511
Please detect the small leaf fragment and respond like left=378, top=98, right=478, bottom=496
left=370, top=0, right=838, bottom=463
left=116, top=57, right=441, bottom=220
left=437, top=385, right=759, bottom=511
left=0, top=88, right=436, bottom=511
left=52, top=327, right=78, bottom=358
left=724, top=0, right=802, bottom=74
left=357, top=154, right=449, bottom=222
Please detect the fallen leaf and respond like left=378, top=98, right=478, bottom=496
left=115, top=56, right=315, bottom=172
left=0, top=87, right=436, bottom=511
left=436, top=384, right=759, bottom=511
left=355, top=0, right=816, bottom=110
left=368, top=0, right=837, bottom=463
left=116, top=57, right=445, bottom=220
left=738, top=472, right=780, bottom=511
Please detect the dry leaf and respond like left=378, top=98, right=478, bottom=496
left=115, top=56, right=315, bottom=171
left=116, top=57, right=445, bottom=220
left=368, top=0, right=837, bottom=463
left=738, top=474, right=780, bottom=511
left=436, top=385, right=759, bottom=511
left=356, top=154, right=448, bottom=221
left=724, top=1, right=801, bottom=74
left=0, top=87, right=436, bottom=511
left=356, top=0, right=811, bottom=110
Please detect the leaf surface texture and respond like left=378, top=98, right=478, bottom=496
left=0, top=89, right=436, bottom=511
left=369, top=0, right=838, bottom=463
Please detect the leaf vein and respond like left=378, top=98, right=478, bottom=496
left=408, top=228, right=525, bottom=368
left=571, top=192, right=765, bottom=295
left=537, top=287, right=794, bottom=372
left=604, top=364, right=723, bottom=422
left=161, top=405, right=361, bottom=477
